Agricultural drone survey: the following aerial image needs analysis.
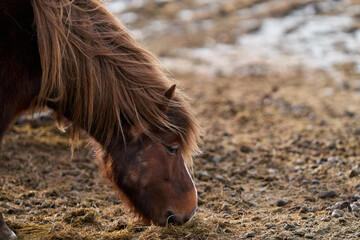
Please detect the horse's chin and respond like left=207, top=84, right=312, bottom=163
left=114, top=187, right=160, bottom=225
left=132, top=203, right=165, bottom=226
left=128, top=198, right=168, bottom=226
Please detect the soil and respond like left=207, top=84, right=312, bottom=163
left=1, top=0, right=360, bottom=239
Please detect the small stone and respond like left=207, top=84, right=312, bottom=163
left=293, top=231, right=305, bottom=237
left=215, top=175, right=224, bottom=182
left=315, top=229, right=326, bottom=235
left=114, top=219, right=127, bottom=230
left=245, top=232, right=255, bottom=238
left=265, top=224, right=275, bottom=229
left=305, top=197, right=316, bottom=203
left=340, top=201, right=351, bottom=211
left=284, top=223, right=295, bottom=230
left=300, top=206, right=309, bottom=213
left=304, top=233, right=314, bottom=239
left=339, top=218, right=346, bottom=224
left=331, top=202, right=342, bottom=210
left=302, top=179, right=310, bottom=185
left=204, top=186, right=211, bottom=192
left=240, top=145, right=253, bottom=153
left=321, top=216, right=331, bottom=222
left=276, top=199, right=287, bottom=207
left=297, top=159, right=305, bottom=165
left=351, top=203, right=359, bottom=212
left=212, top=156, right=222, bottom=163
left=355, top=128, right=360, bottom=135
left=248, top=201, right=257, bottom=207
left=198, top=171, right=210, bottom=181
left=349, top=169, right=359, bottom=178
left=319, top=120, right=327, bottom=126
left=294, top=166, right=302, bottom=172
left=332, top=209, right=344, bottom=218
left=279, top=231, right=294, bottom=238
left=312, top=179, right=319, bottom=184
left=319, top=190, right=337, bottom=199
left=222, top=213, right=231, bottom=219
left=222, top=130, right=229, bottom=136
left=345, top=110, right=356, bottom=118
left=41, top=202, right=50, bottom=208
left=310, top=206, right=319, bottom=212
left=353, top=194, right=360, bottom=200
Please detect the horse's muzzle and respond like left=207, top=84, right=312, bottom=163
left=164, top=206, right=197, bottom=226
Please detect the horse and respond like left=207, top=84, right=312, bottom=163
left=0, top=0, right=201, bottom=238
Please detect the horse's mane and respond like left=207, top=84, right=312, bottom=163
left=30, top=0, right=201, bottom=162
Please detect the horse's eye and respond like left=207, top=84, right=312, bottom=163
left=165, top=144, right=180, bottom=155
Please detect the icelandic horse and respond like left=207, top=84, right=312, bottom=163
left=0, top=0, right=201, bottom=238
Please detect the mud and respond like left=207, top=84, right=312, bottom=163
left=1, top=0, right=360, bottom=239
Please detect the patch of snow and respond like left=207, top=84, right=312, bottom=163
left=105, top=1, right=127, bottom=13
left=134, top=20, right=172, bottom=38
left=237, top=13, right=360, bottom=75
left=106, top=0, right=360, bottom=80
left=120, top=12, right=138, bottom=24
left=178, top=9, right=194, bottom=22
left=171, top=0, right=360, bottom=79
left=105, top=0, right=146, bottom=13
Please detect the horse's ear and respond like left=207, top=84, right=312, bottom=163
left=165, top=84, right=176, bottom=100
left=162, top=84, right=176, bottom=113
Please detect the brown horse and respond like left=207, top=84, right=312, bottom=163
left=0, top=0, right=201, bottom=237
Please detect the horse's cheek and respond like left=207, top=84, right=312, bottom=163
left=123, top=166, right=141, bottom=187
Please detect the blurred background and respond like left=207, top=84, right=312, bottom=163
left=106, top=0, right=360, bottom=85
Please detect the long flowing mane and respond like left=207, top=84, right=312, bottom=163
left=30, top=0, right=201, bottom=161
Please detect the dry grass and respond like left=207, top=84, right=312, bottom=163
left=1, top=0, right=360, bottom=239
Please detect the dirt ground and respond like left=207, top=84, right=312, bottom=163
left=1, top=0, right=360, bottom=239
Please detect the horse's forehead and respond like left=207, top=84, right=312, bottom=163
left=129, top=122, right=150, bottom=140
left=129, top=124, right=180, bottom=145
left=156, top=130, right=180, bottom=144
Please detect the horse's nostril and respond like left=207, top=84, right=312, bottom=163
left=165, top=210, right=180, bottom=225
left=167, top=215, right=177, bottom=225
left=165, top=210, right=173, bottom=219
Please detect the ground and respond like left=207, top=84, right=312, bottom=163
left=1, top=0, right=360, bottom=239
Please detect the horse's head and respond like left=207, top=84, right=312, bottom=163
left=118, top=129, right=197, bottom=226
left=99, top=85, right=198, bottom=226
